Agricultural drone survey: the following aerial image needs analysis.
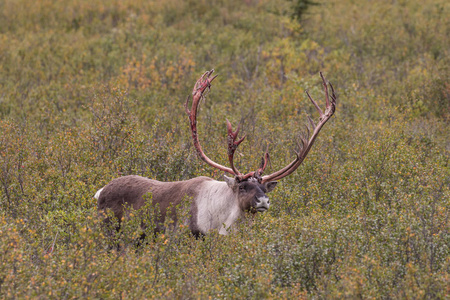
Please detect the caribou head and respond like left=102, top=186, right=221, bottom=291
left=95, top=70, right=336, bottom=236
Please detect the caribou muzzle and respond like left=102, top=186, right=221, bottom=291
left=255, top=196, right=270, bottom=212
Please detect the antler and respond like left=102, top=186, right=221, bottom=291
left=260, top=72, right=336, bottom=183
left=185, top=70, right=336, bottom=183
left=185, top=70, right=238, bottom=176
left=185, top=69, right=268, bottom=181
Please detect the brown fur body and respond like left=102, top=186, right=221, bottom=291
left=97, top=175, right=212, bottom=236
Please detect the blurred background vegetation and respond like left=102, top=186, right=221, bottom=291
left=0, top=0, right=448, bottom=298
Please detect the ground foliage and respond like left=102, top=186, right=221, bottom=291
left=0, top=0, right=449, bottom=298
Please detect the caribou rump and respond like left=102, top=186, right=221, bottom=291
left=95, top=70, right=336, bottom=236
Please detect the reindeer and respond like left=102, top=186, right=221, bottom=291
left=95, top=70, right=336, bottom=236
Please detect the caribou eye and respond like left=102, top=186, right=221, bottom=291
left=239, top=186, right=246, bottom=192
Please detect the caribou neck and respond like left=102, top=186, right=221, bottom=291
left=196, top=180, right=243, bottom=235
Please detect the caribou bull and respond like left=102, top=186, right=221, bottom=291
left=95, top=70, right=336, bottom=236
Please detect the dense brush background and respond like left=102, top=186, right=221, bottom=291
left=0, top=0, right=449, bottom=298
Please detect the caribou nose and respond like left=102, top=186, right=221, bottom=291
left=256, top=196, right=270, bottom=211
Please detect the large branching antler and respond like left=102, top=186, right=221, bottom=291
left=185, top=70, right=268, bottom=181
left=185, top=70, right=336, bottom=183
left=185, top=70, right=237, bottom=176
left=260, top=72, right=336, bottom=183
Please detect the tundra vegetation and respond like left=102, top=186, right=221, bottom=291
left=0, top=0, right=449, bottom=298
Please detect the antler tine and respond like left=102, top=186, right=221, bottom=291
left=320, top=71, right=330, bottom=108
left=261, top=72, right=336, bottom=183
left=254, top=149, right=270, bottom=177
left=226, top=119, right=246, bottom=176
left=329, top=82, right=337, bottom=105
left=186, top=70, right=237, bottom=176
left=306, top=90, right=323, bottom=116
left=298, top=135, right=307, bottom=154
left=194, top=70, right=218, bottom=95
left=260, top=151, right=270, bottom=172
left=293, top=140, right=302, bottom=159
left=184, top=70, right=218, bottom=115
left=304, top=124, right=310, bottom=140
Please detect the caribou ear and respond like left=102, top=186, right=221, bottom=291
left=264, top=181, right=278, bottom=193
left=223, top=175, right=237, bottom=189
